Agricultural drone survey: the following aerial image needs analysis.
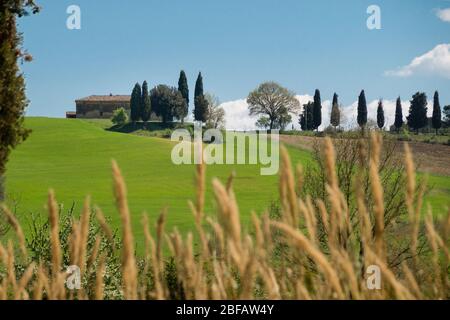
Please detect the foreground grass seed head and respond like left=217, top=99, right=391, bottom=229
left=0, top=133, right=449, bottom=300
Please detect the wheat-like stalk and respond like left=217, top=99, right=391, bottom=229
left=0, top=133, right=448, bottom=300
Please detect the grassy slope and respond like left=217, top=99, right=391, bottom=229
left=5, top=118, right=310, bottom=245
left=6, top=118, right=449, bottom=248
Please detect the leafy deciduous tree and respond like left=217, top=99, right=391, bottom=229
left=204, top=93, right=225, bottom=129
left=247, top=82, right=300, bottom=130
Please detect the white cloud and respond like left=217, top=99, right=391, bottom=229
left=385, top=44, right=450, bottom=78
left=220, top=99, right=257, bottom=131
left=437, top=8, right=450, bottom=22
left=221, top=95, right=433, bottom=132
left=221, top=95, right=313, bottom=131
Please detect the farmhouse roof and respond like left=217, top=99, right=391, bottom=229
left=76, top=94, right=131, bottom=103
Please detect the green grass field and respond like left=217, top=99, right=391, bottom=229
left=5, top=118, right=311, bottom=246
left=5, top=118, right=450, bottom=250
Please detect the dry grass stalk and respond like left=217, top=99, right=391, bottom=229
left=0, top=133, right=448, bottom=300
left=112, top=160, right=137, bottom=300
left=1, top=205, right=27, bottom=258
left=369, top=133, right=385, bottom=261
left=48, top=190, right=61, bottom=277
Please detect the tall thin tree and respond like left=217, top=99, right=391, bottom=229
left=394, top=97, right=403, bottom=133
left=194, top=72, right=207, bottom=122
left=313, top=89, right=322, bottom=131
left=141, top=81, right=151, bottom=125
left=432, top=91, right=442, bottom=135
left=377, top=99, right=385, bottom=130
left=130, top=83, right=142, bottom=124
left=0, top=1, right=40, bottom=201
left=177, top=70, right=189, bottom=124
left=330, top=93, right=340, bottom=131
left=357, top=90, right=368, bottom=132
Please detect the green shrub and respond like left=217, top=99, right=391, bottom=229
left=111, top=108, right=129, bottom=126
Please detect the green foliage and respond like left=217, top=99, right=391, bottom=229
left=26, top=205, right=123, bottom=299
left=357, top=90, right=367, bottom=129
left=330, top=93, right=340, bottom=129
left=275, top=111, right=292, bottom=131
left=394, top=97, right=403, bottom=132
left=141, top=81, right=152, bottom=123
left=299, top=102, right=315, bottom=131
left=151, top=85, right=186, bottom=124
left=432, top=91, right=442, bottom=134
left=444, top=105, right=450, bottom=128
left=377, top=99, right=385, bottom=129
left=194, top=72, right=204, bottom=98
left=247, top=82, right=300, bottom=130
left=313, top=89, right=322, bottom=130
left=193, top=73, right=207, bottom=122
left=407, top=92, right=428, bottom=133
left=0, top=0, right=40, bottom=200
left=193, top=95, right=209, bottom=123
left=111, top=107, right=128, bottom=126
left=177, top=71, right=189, bottom=123
left=256, top=117, right=271, bottom=129
left=130, top=83, right=141, bottom=123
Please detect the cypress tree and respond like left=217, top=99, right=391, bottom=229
left=407, top=92, right=428, bottom=134
left=313, top=89, right=322, bottom=131
left=194, top=72, right=204, bottom=98
left=0, top=1, right=39, bottom=201
left=177, top=70, right=189, bottom=124
left=299, top=114, right=306, bottom=131
left=357, top=90, right=368, bottom=131
left=394, top=97, right=403, bottom=133
left=377, top=99, right=385, bottom=130
left=194, top=72, right=207, bottom=122
left=330, top=93, right=340, bottom=130
left=130, top=83, right=141, bottom=124
left=141, top=81, right=151, bottom=124
left=300, top=102, right=314, bottom=131
left=432, top=91, right=442, bottom=135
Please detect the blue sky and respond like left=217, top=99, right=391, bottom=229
left=19, top=0, right=450, bottom=121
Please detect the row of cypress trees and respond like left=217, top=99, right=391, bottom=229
left=300, top=89, right=444, bottom=134
left=299, top=89, right=322, bottom=131
left=358, top=90, right=443, bottom=134
left=129, top=72, right=209, bottom=124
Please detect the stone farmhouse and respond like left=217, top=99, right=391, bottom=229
left=67, top=94, right=131, bottom=119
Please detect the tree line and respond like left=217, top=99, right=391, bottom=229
left=126, top=71, right=225, bottom=129
left=247, top=82, right=448, bottom=134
